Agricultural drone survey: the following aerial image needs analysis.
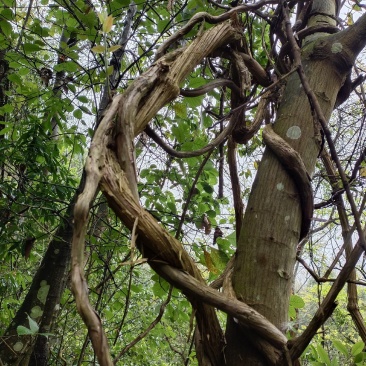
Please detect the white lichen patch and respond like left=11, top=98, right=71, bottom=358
left=285, top=215, right=290, bottom=223
left=331, top=42, right=342, bottom=53
left=286, top=126, right=301, bottom=139
left=54, top=248, right=59, bottom=254
left=277, top=269, right=290, bottom=279
left=37, top=281, right=50, bottom=305
left=54, top=304, right=60, bottom=311
left=30, top=306, right=43, bottom=319
left=13, top=342, right=24, bottom=352
left=276, top=182, right=284, bottom=191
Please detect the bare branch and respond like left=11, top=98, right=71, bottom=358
left=176, top=153, right=213, bottom=239
left=180, top=78, right=242, bottom=97
left=145, top=114, right=235, bottom=158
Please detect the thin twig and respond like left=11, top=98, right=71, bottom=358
left=113, top=286, right=173, bottom=364
left=176, top=152, right=213, bottom=239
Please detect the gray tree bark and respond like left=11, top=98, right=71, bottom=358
left=224, top=0, right=366, bottom=364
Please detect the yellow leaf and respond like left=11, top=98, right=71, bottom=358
left=91, top=45, right=105, bottom=54
left=98, top=11, right=107, bottom=24
left=360, top=167, right=366, bottom=178
left=108, top=45, right=122, bottom=53
left=103, top=15, right=114, bottom=33
left=203, top=249, right=218, bottom=274
left=254, top=160, right=259, bottom=169
left=347, top=13, right=353, bottom=25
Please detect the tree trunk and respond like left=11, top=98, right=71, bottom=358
left=0, top=194, right=75, bottom=366
left=0, top=4, right=137, bottom=363
left=225, top=1, right=348, bottom=364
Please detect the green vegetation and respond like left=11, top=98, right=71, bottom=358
left=0, top=1, right=366, bottom=365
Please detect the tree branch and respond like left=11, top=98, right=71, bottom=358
left=155, top=0, right=278, bottom=60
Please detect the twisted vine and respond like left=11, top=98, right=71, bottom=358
left=262, top=124, right=313, bottom=240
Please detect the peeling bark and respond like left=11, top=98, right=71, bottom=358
left=70, top=21, right=241, bottom=365
left=68, top=3, right=366, bottom=365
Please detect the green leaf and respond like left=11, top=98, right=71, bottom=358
left=174, top=103, right=187, bottom=119
left=23, top=43, right=42, bottom=53
left=62, top=61, right=79, bottom=72
left=18, top=68, right=30, bottom=76
left=201, top=182, right=214, bottom=194
left=289, top=294, right=305, bottom=309
left=17, top=325, right=34, bottom=335
left=288, top=305, right=296, bottom=319
left=185, top=95, right=204, bottom=108
left=167, top=201, right=176, bottom=214
left=98, top=11, right=107, bottom=24
left=91, top=45, right=105, bottom=54
left=73, top=109, right=83, bottom=119
left=77, top=96, right=89, bottom=103
left=0, top=20, right=12, bottom=36
left=0, top=36, right=10, bottom=49
left=130, top=284, right=142, bottom=293
left=0, top=8, right=14, bottom=20
left=209, top=247, right=229, bottom=272
left=0, top=126, right=13, bottom=135
left=206, top=210, right=217, bottom=219
left=79, top=105, right=92, bottom=115
left=107, top=65, right=114, bottom=75
left=351, top=341, right=364, bottom=356
left=157, top=19, right=168, bottom=33
left=1, top=104, right=14, bottom=113
left=216, top=237, right=234, bottom=255
left=333, top=340, right=348, bottom=357
left=28, top=315, right=39, bottom=333
left=113, top=0, right=131, bottom=7
left=202, top=114, right=212, bottom=128
left=316, top=344, right=331, bottom=366
left=187, top=76, right=207, bottom=88
left=8, top=73, right=22, bottom=85
left=356, top=352, right=366, bottom=364
left=152, top=277, right=169, bottom=298
left=2, top=0, right=14, bottom=6
left=171, top=124, right=186, bottom=143
left=108, top=45, right=121, bottom=52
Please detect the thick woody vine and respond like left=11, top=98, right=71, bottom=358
left=69, top=3, right=366, bottom=366
left=70, top=8, right=291, bottom=365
